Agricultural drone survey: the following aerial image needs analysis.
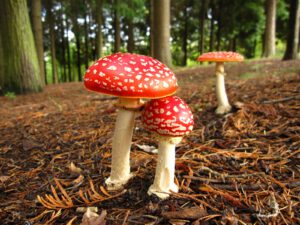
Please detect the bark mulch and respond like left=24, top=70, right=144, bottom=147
left=0, top=59, right=299, bottom=224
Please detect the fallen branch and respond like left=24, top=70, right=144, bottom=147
left=211, top=181, right=300, bottom=191
left=262, top=95, right=300, bottom=104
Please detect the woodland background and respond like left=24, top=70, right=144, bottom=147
left=0, top=1, right=300, bottom=224
left=0, top=0, right=299, bottom=95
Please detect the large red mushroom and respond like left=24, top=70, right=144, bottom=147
left=197, top=51, right=244, bottom=114
left=84, top=53, right=178, bottom=190
left=141, top=96, right=194, bottom=199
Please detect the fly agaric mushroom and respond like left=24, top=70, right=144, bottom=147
left=141, top=96, right=194, bottom=199
left=197, top=51, right=244, bottom=114
left=84, top=53, right=178, bottom=190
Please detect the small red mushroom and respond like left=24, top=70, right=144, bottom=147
left=197, top=51, right=244, bottom=114
left=141, top=96, right=194, bottom=199
left=84, top=53, right=178, bottom=190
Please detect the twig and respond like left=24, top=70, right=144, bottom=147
left=210, top=181, right=300, bottom=191
left=184, top=170, right=265, bottom=181
left=49, top=97, right=63, bottom=111
left=257, top=193, right=279, bottom=218
left=262, top=95, right=300, bottom=104
left=122, top=210, right=130, bottom=225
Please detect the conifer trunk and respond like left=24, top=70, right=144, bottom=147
left=30, top=0, right=45, bottom=86
left=199, top=0, right=209, bottom=54
left=96, top=0, right=104, bottom=58
left=46, top=0, right=58, bottom=84
left=127, top=19, right=135, bottom=52
left=84, top=11, right=89, bottom=69
left=150, top=0, right=154, bottom=56
left=114, top=0, right=121, bottom=52
left=66, top=17, right=72, bottom=82
left=283, top=0, right=300, bottom=60
left=263, top=0, right=277, bottom=57
left=182, top=1, right=188, bottom=66
left=0, top=0, right=43, bottom=94
left=153, top=0, right=172, bottom=67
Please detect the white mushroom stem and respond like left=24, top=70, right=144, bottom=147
left=148, top=136, right=182, bottom=199
left=215, top=62, right=231, bottom=114
left=105, top=98, right=142, bottom=190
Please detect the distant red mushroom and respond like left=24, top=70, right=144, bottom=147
left=84, top=53, right=178, bottom=190
left=197, top=51, right=244, bottom=114
left=141, top=96, right=194, bottom=199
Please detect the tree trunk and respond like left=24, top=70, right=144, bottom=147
left=46, top=0, right=58, bottom=84
left=114, top=0, right=121, bottom=52
left=283, top=0, right=300, bottom=60
left=216, top=0, right=223, bottom=51
left=96, top=0, right=104, bottom=58
left=75, top=35, right=82, bottom=81
left=153, top=0, right=172, bottom=67
left=209, top=11, right=215, bottom=51
left=65, top=17, right=72, bottom=82
left=0, top=0, right=43, bottom=94
left=150, top=0, right=154, bottom=56
left=182, top=0, right=188, bottom=66
left=199, top=0, right=209, bottom=54
left=60, top=3, right=67, bottom=82
left=127, top=19, right=135, bottom=52
left=263, top=0, right=277, bottom=57
left=0, top=27, right=4, bottom=94
left=84, top=11, right=89, bottom=69
left=30, top=0, right=45, bottom=86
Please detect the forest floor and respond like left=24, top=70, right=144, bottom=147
left=0, top=59, right=299, bottom=225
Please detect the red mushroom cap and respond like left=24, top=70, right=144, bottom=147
left=197, top=51, right=244, bottom=62
left=141, top=96, right=194, bottom=137
left=84, top=53, right=178, bottom=98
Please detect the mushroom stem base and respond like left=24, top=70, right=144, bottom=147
left=215, top=62, right=231, bottom=114
left=105, top=108, right=135, bottom=190
left=148, top=138, right=181, bottom=199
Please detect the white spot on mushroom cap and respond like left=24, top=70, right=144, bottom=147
left=163, top=81, right=169, bottom=88
left=107, top=65, right=117, bottom=70
left=125, top=67, right=132, bottom=72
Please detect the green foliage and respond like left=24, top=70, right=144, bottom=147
left=37, top=0, right=291, bottom=83
left=4, top=92, right=16, bottom=99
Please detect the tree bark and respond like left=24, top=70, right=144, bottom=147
left=150, top=0, right=154, bottom=56
left=182, top=0, right=188, bottom=66
left=0, top=0, right=43, bottom=94
left=153, top=0, right=172, bottom=67
left=60, top=3, right=67, bottom=82
left=75, top=35, right=82, bottom=81
left=0, top=26, right=4, bottom=94
left=84, top=8, right=89, bottom=69
left=46, top=0, right=58, bottom=84
left=199, top=0, right=209, bottom=54
left=209, top=11, right=215, bottom=51
left=127, top=19, right=135, bottom=52
left=96, top=0, right=104, bottom=58
left=283, top=0, right=300, bottom=60
left=114, top=0, right=121, bottom=52
left=216, top=0, right=223, bottom=51
left=263, top=0, right=277, bottom=57
left=65, top=17, right=72, bottom=82
left=30, top=0, right=45, bottom=86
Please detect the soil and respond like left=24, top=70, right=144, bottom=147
left=0, top=59, right=299, bottom=225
